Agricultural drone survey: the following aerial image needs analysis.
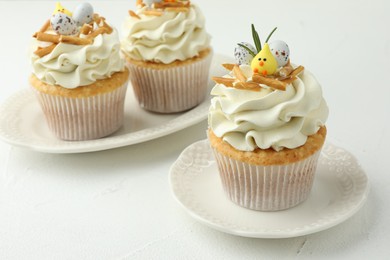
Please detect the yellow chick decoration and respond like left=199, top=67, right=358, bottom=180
left=53, top=2, right=73, bottom=17
left=251, top=43, right=278, bottom=76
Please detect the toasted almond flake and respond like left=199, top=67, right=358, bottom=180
left=280, top=77, right=296, bottom=85
left=222, top=63, right=235, bottom=71
left=233, top=65, right=247, bottom=82
left=212, top=77, right=235, bottom=87
left=93, top=13, right=99, bottom=22
left=136, top=0, right=143, bottom=6
left=34, top=44, right=57, bottom=57
left=154, top=1, right=189, bottom=8
left=39, top=19, right=50, bottom=33
left=86, top=27, right=110, bottom=39
left=142, top=10, right=163, bottom=16
left=80, top=24, right=93, bottom=35
left=234, top=81, right=262, bottom=91
left=278, top=62, right=294, bottom=77
left=165, top=7, right=189, bottom=12
left=33, top=12, right=116, bottom=51
left=252, top=74, right=287, bottom=91
left=35, top=32, right=60, bottom=44
left=128, top=10, right=141, bottom=19
left=60, top=35, right=92, bottom=45
left=289, top=66, right=304, bottom=78
left=101, top=20, right=113, bottom=34
left=93, top=13, right=105, bottom=24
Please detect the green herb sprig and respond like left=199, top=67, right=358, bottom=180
left=245, top=25, right=278, bottom=57
left=251, top=24, right=262, bottom=53
left=237, top=43, right=257, bottom=57
left=265, top=27, right=278, bottom=43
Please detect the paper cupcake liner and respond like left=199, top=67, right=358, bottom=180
left=212, top=148, right=322, bottom=211
left=126, top=51, right=212, bottom=113
left=32, top=82, right=128, bottom=141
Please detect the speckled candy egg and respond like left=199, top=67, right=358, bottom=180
left=234, top=42, right=256, bottom=65
left=50, top=13, right=78, bottom=36
left=73, top=2, right=94, bottom=26
left=269, top=40, right=290, bottom=67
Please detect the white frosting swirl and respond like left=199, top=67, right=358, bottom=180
left=31, top=28, right=124, bottom=89
left=121, top=4, right=210, bottom=64
left=208, top=65, right=328, bottom=151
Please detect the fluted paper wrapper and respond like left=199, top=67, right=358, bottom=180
left=32, top=82, right=128, bottom=141
left=212, top=148, right=322, bottom=211
left=126, top=52, right=212, bottom=113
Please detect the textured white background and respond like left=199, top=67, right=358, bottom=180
left=0, top=0, right=389, bottom=259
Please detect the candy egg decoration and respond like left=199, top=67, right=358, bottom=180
left=249, top=25, right=278, bottom=75
left=50, top=12, right=78, bottom=36
left=234, top=42, right=256, bottom=65
left=269, top=40, right=290, bottom=67
left=53, top=2, right=73, bottom=17
left=73, top=2, right=94, bottom=26
left=251, top=43, right=278, bottom=76
left=224, top=24, right=305, bottom=92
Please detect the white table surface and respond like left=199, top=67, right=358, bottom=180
left=0, top=0, right=389, bottom=259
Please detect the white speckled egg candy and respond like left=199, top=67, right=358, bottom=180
left=234, top=42, right=256, bottom=65
left=269, top=40, right=290, bottom=67
left=50, top=13, right=78, bottom=35
left=73, top=2, right=94, bottom=26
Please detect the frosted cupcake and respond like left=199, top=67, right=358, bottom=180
left=30, top=2, right=129, bottom=141
left=122, top=0, right=212, bottom=113
left=208, top=26, right=329, bottom=211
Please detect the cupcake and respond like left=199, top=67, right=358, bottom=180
left=30, top=2, right=129, bottom=141
left=121, top=0, right=212, bottom=113
left=208, top=25, right=329, bottom=211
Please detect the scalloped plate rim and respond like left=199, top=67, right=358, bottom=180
left=0, top=90, right=210, bottom=153
left=0, top=53, right=232, bottom=154
left=169, top=140, right=369, bottom=239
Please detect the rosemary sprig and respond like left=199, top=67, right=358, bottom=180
left=237, top=43, right=256, bottom=57
left=265, top=27, right=278, bottom=43
left=251, top=24, right=262, bottom=53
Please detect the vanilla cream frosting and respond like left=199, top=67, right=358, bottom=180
left=121, top=4, right=210, bottom=64
left=31, top=28, right=124, bottom=89
left=208, top=65, right=328, bottom=151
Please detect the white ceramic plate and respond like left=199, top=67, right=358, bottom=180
left=169, top=140, right=369, bottom=238
left=0, top=54, right=231, bottom=153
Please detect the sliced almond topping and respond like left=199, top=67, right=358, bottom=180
left=233, top=65, right=247, bottom=82
left=222, top=63, right=235, bottom=71
left=136, top=0, right=144, bottom=7
left=39, top=19, right=50, bottom=33
left=252, top=74, right=287, bottom=91
left=101, top=20, right=113, bottom=34
left=60, top=35, right=92, bottom=45
left=93, top=13, right=105, bottom=24
left=142, top=10, right=163, bottom=16
left=34, top=44, right=57, bottom=57
left=35, top=32, right=60, bottom=44
left=212, top=77, right=236, bottom=87
left=154, top=1, right=190, bottom=8
left=280, top=77, right=296, bottom=85
left=165, top=7, right=189, bottom=12
left=34, top=12, right=115, bottom=57
left=278, top=62, right=294, bottom=78
left=289, top=66, right=304, bottom=78
left=86, top=27, right=109, bottom=39
left=129, top=10, right=141, bottom=19
left=234, top=81, right=262, bottom=91
left=80, top=24, right=93, bottom=35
